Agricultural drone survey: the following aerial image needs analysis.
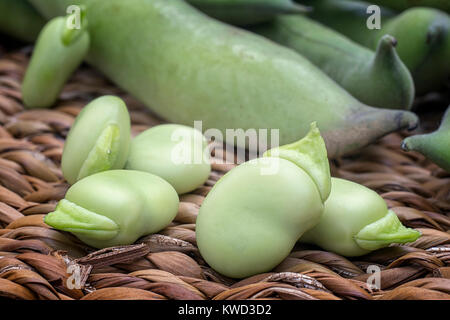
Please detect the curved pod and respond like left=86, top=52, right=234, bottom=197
left=253, top=15, right=415, bottom=109
left=303, top=0, right=450, bottom=95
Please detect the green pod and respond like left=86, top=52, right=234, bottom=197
left=22, top=9, right=90, bottom=108
left=126, top=124, right=211, bottom=194
left=186, top=0, right=310, bottom=26
left=253, top=15, right=415, bottom=109
left=301, top=178, right=421, bottom=257
left=196, top=123, right=331, bottom=278
left=302, top=0, right=450, bottom=95
left=61, top=96, right=131, bottom=185
left=30, top=0, right=418, bottom=158
left=348, top=0, right=450, bottom=14
left=0, top=0, right=45, bottom=42
left=44, top=170, right=179, bottom=248
left=402, top=106, right=450, bottom=172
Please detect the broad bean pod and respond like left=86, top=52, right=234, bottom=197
left=253, top=15, right=415, bottom=109
left=29, top=0, right=418, bottom=158
left=301, top=0, right=450, bottom=95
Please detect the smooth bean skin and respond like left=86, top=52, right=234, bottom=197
left=303, top=0, right=450, bottom=95
left=301, top=178, right=421, bottom=257
left=22, top=14, right=90, bottom=108
left=402, top=106, right=450, bottom=172
left=30, top=0, right=418, bottom=158
left=0, top=0, right=45, bottom=42
left=197, top=158, right=323, bottom=278
left=186, top=0, right=309, bottom=26
left=126, top=124, right=211, bottom=194
left=253, top=15, right=414, bottom=109
left=196, top=124, right=330, bottom=278
left=61, top=96, right=131, bottom=185
left=44, top=170, right=179, bottom=248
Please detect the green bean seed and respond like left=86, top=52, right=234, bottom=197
left=300, top=178, right=421, bottom=257
left=44, top=170, right=179, bottom=248
left=61, top=95, right=131, bottom=185
left=22, top=9, right=89, bottom=108
left=196, top=123, right=331, bottom=278
left=126, top=124, right=211, bottom=194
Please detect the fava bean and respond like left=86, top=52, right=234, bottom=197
left=44, top=170, right=179, bottom=248
left=61, top=96, right=131, bottom=185
left=126, top=124, right=211, bottom=194
left=196, top=123, right=331, bottom=278
left=22, top=8, right=90, bottom=108
left=300, top=178, right=421, bottom=257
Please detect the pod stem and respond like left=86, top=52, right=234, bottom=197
left=61, top=5, right=88, bottom=46
left=263, top=122, right=331, bottom=202
left=44, top=199, right=119, bottom=240
left=355, top=210, right=421, bottom=251
left=372, top=34, right=399, bottom=67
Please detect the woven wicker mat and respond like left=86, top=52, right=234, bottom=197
left=0, top=38, right=449, bottom=301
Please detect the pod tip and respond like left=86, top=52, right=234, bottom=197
left=403, top=112, right=419, bottom=131
left=380, top=34, right=398, bottom=48
left=401, top=139, right=412, bottom=152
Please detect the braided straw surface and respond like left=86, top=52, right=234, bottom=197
left=0, top=40, right=449, bottom=300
